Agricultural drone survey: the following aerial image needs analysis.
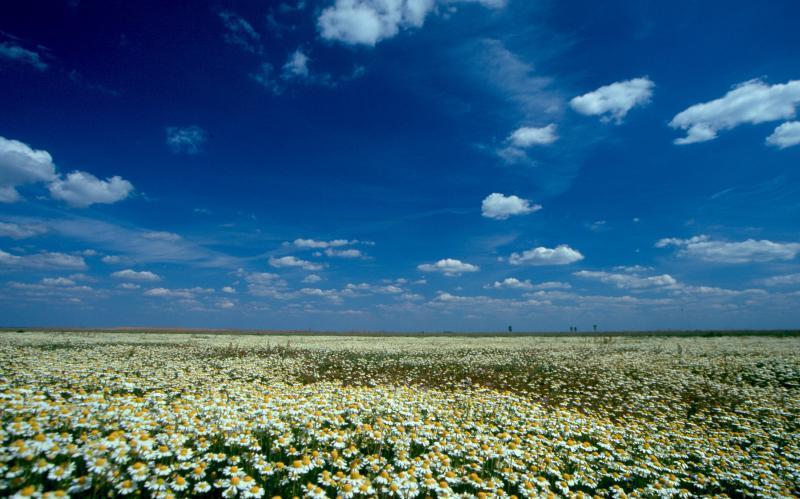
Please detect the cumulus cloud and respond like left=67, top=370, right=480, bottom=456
left=294, top=238, right=340, bottom=248
left=766, top=121, right=800, bottom=149
left=485, top=277, right=533, bottom=290
left=111, top=269, right=161, bottom=281
left=0, top=222, right=47, bottom=239
left=303, top=274, right=323, bottom=283
left=570, top=77, right=654, bottom=123
left=269, top=255, right=324, bottom=271
left=481, top=193, right=541, bottom=220
left=508, top=245, right=584, bottom=266
left=509, top=124, right=558, bottom=147
left=574, top=270, right=677, bottom=289
left=1, top=135, right=132, bottom=207
left=670, top=79, right=800, bottom=144
left=417, top=258, right=479, bottom=276
left=0, top=249, right=86, bottom=270
left=101, top=255, right=121, bottom=264
left=0, top=136, right=57, bottom=203
left=318, top=0, right=503, bottom=46
left=48, top=171, right=134, bottom=208
left=222, top=286, right=236, bottom=294
left=656, top=235, right=800, bottom=263
left=165, top=126, right=208, bottom=155
left=324, top=248, right=364, bottom=258
left=0, top=42, right=48, bottom=71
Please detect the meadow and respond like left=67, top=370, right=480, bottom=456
left=0, top=331, right=798, bottom=498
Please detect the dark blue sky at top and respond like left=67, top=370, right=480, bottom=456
left=1, top=0, right=799, bottom=331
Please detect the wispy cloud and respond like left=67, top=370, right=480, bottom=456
left=0, top=41, right=48, bottom=71
left=165, top=126, right=208, bottom=155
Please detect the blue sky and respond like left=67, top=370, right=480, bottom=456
left=1, top=0, right=799, bottom=331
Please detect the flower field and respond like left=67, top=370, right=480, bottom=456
left=1, top=332, right=798, bottom=498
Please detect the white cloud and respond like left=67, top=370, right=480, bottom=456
left=218, top=10, right=262, bottom=54
left=766, top=121, right=800, bottom=149
left=18, top=216, right=236, bottom=268
left=165, top=126, right=208, bottom=155
left=1, top=136, right=133, bottom=207
left=654, top=235, right=708, bottom=248
left=0, top=249, right=86, bottom=270
left=283, top=49, right=310, bottom=79
left=299, top=287, right=345, bottom=304
left=217, top=299, right=235, bottom=309
left=574, top=270, right=677, bottom=289
left=481, top=193, right=541, bottom=220
left=324, top=248, right=364, bottom=258
left=570, top=77, right=654, bottom=123
left=318, top=0, right=503, bottom=46
left=0, top=136, right=57, bottom=203
left=244, top=272, right=283, bottom=284
left=613, top=264, right=653, bottom=273
left=532, top=281, right=571, bottom=290
left=101, top=255, right=121, bottom=264
left=670, top=79, right=800, bottom=144
left=509, top=124, right=558, bottom=147
left=303, top=274, right=323, bottom=283
left=8, top=281, right=94, bottom=298
left=587, top=220, right=608, bottom=232
left=485, top=277, right=533, bottom=290
left=111, top=269, right=161, bottom=282
left=0, top=42, right=48, bottom=71
left=118, top=283, right=140, bottom=290
left=143, top=231, right=181, bottom=242
left=760, top=273, right=800, bottom=286
left=656, top=235, right=800, bottom=263
left=344, top=282, right=404, bottom=295
left=242, top=271, right=289, bottom=298
left=68, top=273, right=94, bottom=282
left=508, top=245, right=584, bottom=266
left=48, top=171, right=134, bottom=208
left=0, top=222, right=47, bottom=239
left=269, top=255, right=324, bottom=271
left=251, top=63, right=281, bottom=93
left=417, top=258, right=479, bottom=276
left=222, top=286, right=236, bottom=294
left=41, top=277, right=77, bottom=286
left=144, top=286, right=213, bottom=299
left=144, top=287, right=191, bottom=298
left=291, top=238, right=360, bottom=248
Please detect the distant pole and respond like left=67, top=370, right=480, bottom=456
left=593, top=324, right=597, bottom=332
left=508, top=325, right=512, bottom=334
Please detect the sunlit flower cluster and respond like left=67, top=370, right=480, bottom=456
left=0, top=332, right=798, bottom=498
